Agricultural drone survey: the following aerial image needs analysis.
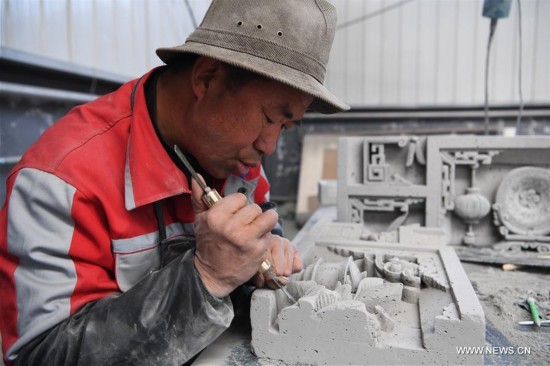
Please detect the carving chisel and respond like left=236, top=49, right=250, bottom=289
left=258, top=260, right=297, bottom=303
left=518, top=320, right=550, bottom=326
left=174, top=145, right=222, bottom=208
left=174, top=145, right=296, bottom=303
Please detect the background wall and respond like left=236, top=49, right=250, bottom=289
left=328, top=0, right=550, bottom=107
left=1, top=0, right=549, bottom=107
left=1, top=0, right=210, bottom=79
left=1, top=0, right=549, bottom=203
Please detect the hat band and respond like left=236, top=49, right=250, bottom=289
left=187, top=28, right=326, bottom=83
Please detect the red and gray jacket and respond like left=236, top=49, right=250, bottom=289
left=0, top=69, right=270, bottom=363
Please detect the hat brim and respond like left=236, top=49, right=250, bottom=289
left=156, top=42, right=349, bottom=114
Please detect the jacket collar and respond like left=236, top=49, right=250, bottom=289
left=124, top=69, right=191, bottom=210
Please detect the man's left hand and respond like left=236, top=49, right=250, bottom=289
left=252, top=234, right=303, bottom=289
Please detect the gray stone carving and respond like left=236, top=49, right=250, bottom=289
left=250, top=216, right=485, bottom=365
left=249, top=135, right=548, bottom=364
left=492, top=166, right=550, bottom=252
left=337, top=135, right=550, bottom=264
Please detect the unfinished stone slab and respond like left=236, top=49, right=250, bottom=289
left=250, top=218, right=485, bottom=365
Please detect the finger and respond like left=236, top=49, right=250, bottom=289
left=191, top=175, right=249, bottom=216
left=284, top=239, right=295, bottom=276
left=292, top=244, right=303, bottom=273
left=252, top=272, right=265, bottom=288
left=210, top=192, right=249, bottom=217
left=231, top=203, right=263, bottom=226
left=262, top=272, right=289, bottom=289
left=263, top=273, right=278, bottom=290
left=271, top=236, right=298, bottom=276
left=249, top=209, right=279, bottom=239
left=269, top=236, right=287, bottom=275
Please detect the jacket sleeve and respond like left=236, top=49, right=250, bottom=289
left=15, top=249, right=234, bottom=366
left=3, top=168, right=233, bottom=365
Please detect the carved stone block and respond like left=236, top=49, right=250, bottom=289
left=337, top=135, right=550, bottom=265
left=250, top=217, right=485, bottom=365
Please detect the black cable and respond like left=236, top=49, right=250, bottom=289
left=184, top=0, right=198, bottom=29
left=484, top=18, right=498, bottom=135
left=516, top=0, right=524, bottom=134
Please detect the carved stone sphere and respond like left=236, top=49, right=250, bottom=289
left=454, top=187, right=491, bottom=224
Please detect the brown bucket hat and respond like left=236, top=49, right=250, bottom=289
left=156, top=0, right=349, bottom=114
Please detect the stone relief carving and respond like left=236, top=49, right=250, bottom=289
left=363, top=137, right=426, bottom=184
left=337, top=135, right=550, bottom=265
left=349, top=197, right=424, bottom=232
left=248, top=135, right=549, bottom=365
left=250, top=219, right=485, bottom=365
left=448, top=151, right=497, bottom=246
left=492, top=167, right=550, bottom=253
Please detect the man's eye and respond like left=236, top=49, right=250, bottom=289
left=282, top=120, right=301, bottom=131
left=264, top=113, right=274, bottom=125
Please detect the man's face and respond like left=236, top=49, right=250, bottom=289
left=185, top=67, right=313, bottom=179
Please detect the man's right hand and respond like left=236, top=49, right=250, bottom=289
left=191, top=177, right=278, bottom=297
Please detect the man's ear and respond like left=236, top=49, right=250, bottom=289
left=191, top=56, right=221, bottom=101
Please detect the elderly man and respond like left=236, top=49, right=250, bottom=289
left=0, top=0, right=348, bottom=364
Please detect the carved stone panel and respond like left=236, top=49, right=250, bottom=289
left=337, top=135, right=550, bottom=264
left=251, top=218, right=485, bottom=365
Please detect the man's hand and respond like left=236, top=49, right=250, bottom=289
left=251, top=234, right=302, bottom=289
left=191, top=177, right=290, bottom=297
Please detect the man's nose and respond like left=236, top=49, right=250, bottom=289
left=254, top=124, right=281, bottom=156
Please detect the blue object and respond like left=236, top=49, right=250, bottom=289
left=483, top=0, right=512, bottom=18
